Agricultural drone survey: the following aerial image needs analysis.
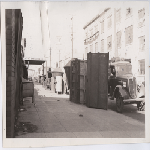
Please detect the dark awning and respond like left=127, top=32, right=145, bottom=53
left=24, top=59, right=46, bottom=65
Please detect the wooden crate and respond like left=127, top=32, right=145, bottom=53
left=86, top=53, right=109, bottom=109
left=70, top=59, right=87, bottom=104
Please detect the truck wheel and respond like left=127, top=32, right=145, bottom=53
left=116, top=93, right=124, bottom=113
left=137, top=101, right=145, bottom=111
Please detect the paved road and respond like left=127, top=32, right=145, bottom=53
left=15, top=83, right=145, bottom=138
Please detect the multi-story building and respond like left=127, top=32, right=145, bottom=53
left=83, top=5, right=148, bottom=76
left=2, top=8, right=24, bottom=138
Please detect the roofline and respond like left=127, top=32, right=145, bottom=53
left=83, top=8, right=110, bottom=30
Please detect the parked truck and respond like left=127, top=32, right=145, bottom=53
left=108, top=58, right=145, bottom=113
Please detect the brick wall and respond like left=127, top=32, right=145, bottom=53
left=6, top=9, right=23, bottom=138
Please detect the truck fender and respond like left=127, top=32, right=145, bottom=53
left=114, top=85, right=129, bottom=99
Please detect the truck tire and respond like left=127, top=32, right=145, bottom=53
left=116, top=92, right=124, bottom=113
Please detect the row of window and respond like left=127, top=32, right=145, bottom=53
left=86, top=25, right=98, bottom=39
left=116, top=8, right=145, bottom=23
left=85, top=33, right=145, bottom=54
left=86, top=8, right=145, bottom=38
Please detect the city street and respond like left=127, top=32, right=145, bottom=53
left=15, top=82, right=145, bottom=138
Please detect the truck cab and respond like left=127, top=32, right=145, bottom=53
left=108, top=60, right=145, bottom=113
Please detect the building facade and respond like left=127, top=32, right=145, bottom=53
left=5, top=9, right=24, bottom=138
left=83, top=5, right=148, bottom=76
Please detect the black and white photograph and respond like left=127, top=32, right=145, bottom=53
left=1, top=1, right=150, bottom=148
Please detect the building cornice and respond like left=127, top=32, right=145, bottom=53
left=83, top=8, right=110, bottom=30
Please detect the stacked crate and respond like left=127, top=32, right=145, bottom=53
left=70, top=59, right=87, bottom=104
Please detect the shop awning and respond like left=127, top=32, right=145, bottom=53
left=24, top=59, right=46, bottom=65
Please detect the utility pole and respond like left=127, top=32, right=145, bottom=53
left=56, top=36, right=62, bottom=68
left=50, top=47, right=51, bottom=69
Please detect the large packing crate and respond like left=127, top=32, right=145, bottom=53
left=70, top=59, right=87, bottom=104
left=86, top=53, right=109, bottom=109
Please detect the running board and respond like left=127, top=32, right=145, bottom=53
left=123, top=98, right=145, bottom=102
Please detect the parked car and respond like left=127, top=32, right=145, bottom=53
left=108, top=60, right=145, bottom=113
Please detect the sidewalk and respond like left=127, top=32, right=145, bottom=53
left=15, top=83, right=145, bottom=138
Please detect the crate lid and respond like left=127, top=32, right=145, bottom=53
left=64, top=58, right=76, bottom=68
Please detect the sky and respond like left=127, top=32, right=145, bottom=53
left=48, top=1, right=104, bottom=59
left=20, top=1, right=105, bottom=71
left=1, top=1, right=112, bottom=72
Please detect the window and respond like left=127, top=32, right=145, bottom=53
left=138, top=8, right=145, bottom=19
left=139, top=59, right=145, bottom=75
left=116, top=9, right=121, bottom=23
left=117, top=31, right=121, bottom=48
left=101, top=40, right=104, bottom=52
left=86, top=31, right=88, bottom=39
left=107, top=35, right=112, bottom=50
left=107, top=16, right=112, bottom=28
left=95, top=25, right=98, bottom=33
left=90, top=44, right=93, bottom=52
left=138, top=8, right=145, bottom=27
left=125, top=25, right=133, bottom=45
left=139, top=36, right=145, bottom=51
left=101, top=20, right=104, bottom=33
left=126, top=8, right=132, bottom=17
left=95, top=42, right=98, bottom=53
